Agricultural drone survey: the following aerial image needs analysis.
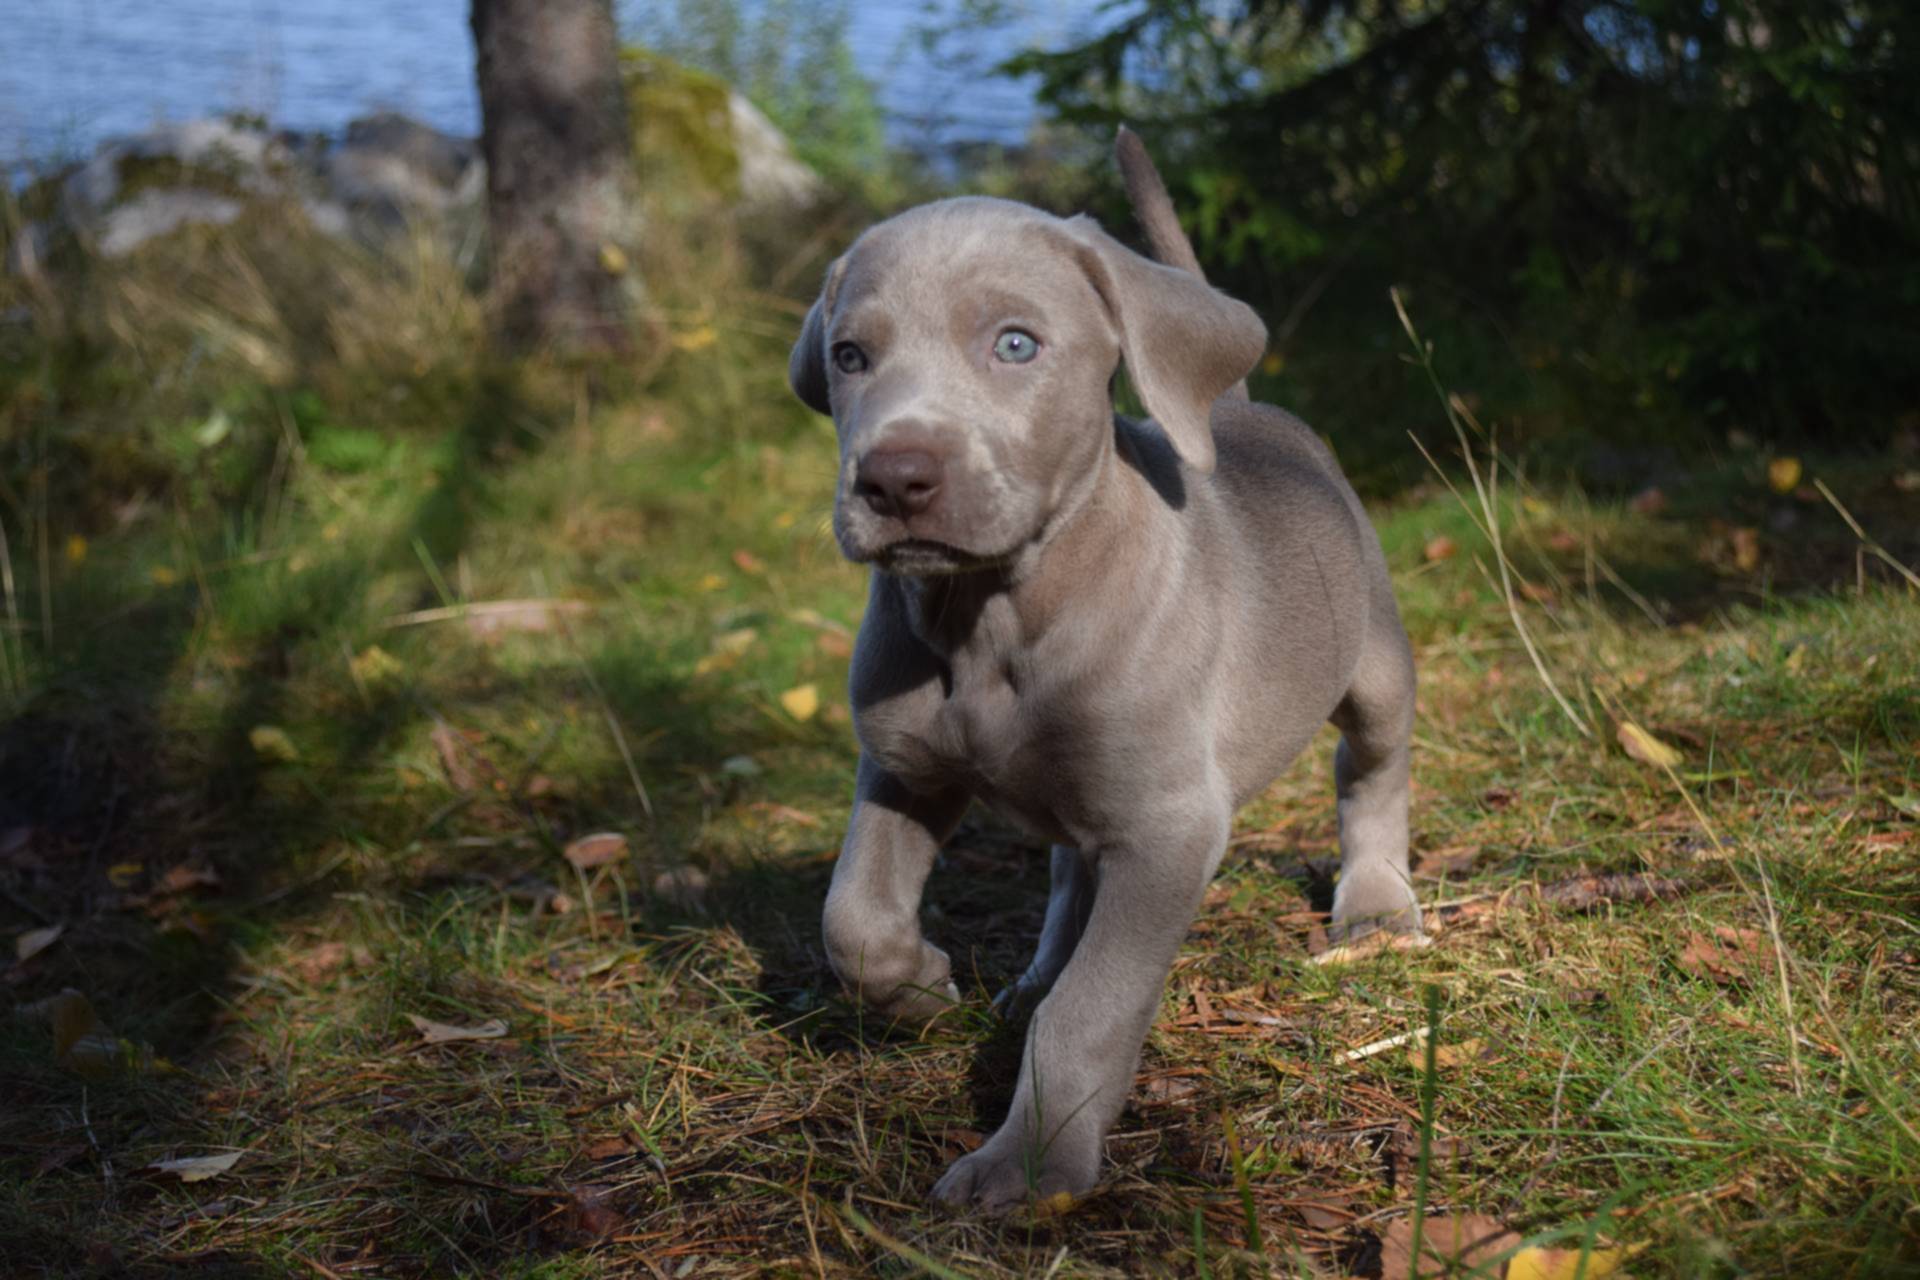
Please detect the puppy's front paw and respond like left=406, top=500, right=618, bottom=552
left=1328, top=862, right=1423, bottom=944
left=930, top=1131, right=1098, bottom=1215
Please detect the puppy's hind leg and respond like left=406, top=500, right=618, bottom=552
left=992, top=845, right=1095, bottom=1018
left=1327, top=616, right=1424, bottom=943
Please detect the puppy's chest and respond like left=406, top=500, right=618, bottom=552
left=863, top=655, right=1076, bottom=836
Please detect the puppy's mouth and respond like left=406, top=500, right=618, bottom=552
left=870, top=538, right=1005, bottom=577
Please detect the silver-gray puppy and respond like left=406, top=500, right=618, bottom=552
left=787, top=130, right=1423, bottom=1213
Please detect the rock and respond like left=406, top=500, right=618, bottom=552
left=54, top=117, right=285, bottom=256
left=63, top=117, right=284, bottom=220
left=729, top=93, right=825, bottom=211
left=321, top=112, right=486, bottom=223
left=97, top=190, right=244, bottom=257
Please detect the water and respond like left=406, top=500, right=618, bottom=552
left=0, top=0, right=1110, bottom=165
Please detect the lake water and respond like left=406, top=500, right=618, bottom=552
left=0, top=0, right=1110, bottom=164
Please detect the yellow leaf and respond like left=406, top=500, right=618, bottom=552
left=1767, top=456, right=1803, bottom=493
left=1616, top=721, right=1683, bottom=769
left=597, top=242, right=629, bottom=276
left=773, top=510, right=797, bottom=530
left=672, top=325, right=718, bottom=353
left=1260, top=352, right=1285, bottom=376
left=107, top=861, right=143, bottom=888
left=780, top=683, right=820, bottom=722
left=65, top=534, right=88, bottom=565
left=1508, top=1243, right=1631, bottom=1279
left=150, top=565, right=179, bottom=586
left=697, top=573, right=726, bottom=592
left=249, top=725, right=299, bottom=763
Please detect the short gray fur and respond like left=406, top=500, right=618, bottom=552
left=787, top=129, right=1423, bottom=1213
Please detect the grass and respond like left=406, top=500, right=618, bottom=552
left=2, top=199, right=1918, bottom=1278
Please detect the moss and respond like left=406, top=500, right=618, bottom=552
left=619, top=47, right=742, bottom=204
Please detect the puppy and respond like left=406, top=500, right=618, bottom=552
left=788, top=129, right=1422, bottom=1212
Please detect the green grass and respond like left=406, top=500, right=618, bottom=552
left=2, top=213, right=1918, bottom=1278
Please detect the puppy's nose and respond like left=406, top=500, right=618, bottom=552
left=854, top=447, right=944, bottom=520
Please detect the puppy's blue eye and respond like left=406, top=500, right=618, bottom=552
left=992, top=330, right=1039, bottom=364
left=832, top=342, right=869, bottom=374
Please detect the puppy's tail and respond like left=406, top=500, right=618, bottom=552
left=1115, top=125, right=1251, bottom=402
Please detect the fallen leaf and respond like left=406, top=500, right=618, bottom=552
left=816, top=630, right=854, bottom=659
left=1292, top=1198, right=1354, bottom=1231
left=940, top=1128, right=986, bottom=1154
left=779, top=683, right=820, bottom=722
left=598, top=242, right=629, bottom=276
left=1628, top=486, right=1668, bottom=516
left=1767, top=456, right=1803, bottom=494
left=249, top=725, right=299, bottom=763
left=1678, top=926, right=1775, bottom=984
left=582, top=1135, right=637, bottom=1160
left=561, top=1184, right=625, bottom=1241
left=405, top=1013, right=508, bottom=1045
left=1731, top=526, right=1761, bottom=572
left=1378, top=1214, right=1521, bottom=1278
left=1424, top=535, right=1458, bottom=563
left=15, top=923, right=63, bottom=963
left=158, top=865, right=221, bottom=896
left=1616, top=721, right=1683, bottom=770
left=731, top=548, right=764, bottom=574
left=1508, top=1242, right=1631, bottom=1279
left=65, top=534, right=88, bottom=565
left=1887, top=793, right=1920, bottom=820
left=106, top=861, right=144, bottom=888
left=145, top=1151, right=243, bottom=1183
left=698, top=572, right=726, bottom=591
left=563, top=832, right=629, bottom=873
left=1408, top=1036, right=1489, bottom=1070
left=1546, top=529, right=1581, bottom=553
left=671, top=324, right=717, bottom=353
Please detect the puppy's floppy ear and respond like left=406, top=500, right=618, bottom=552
left=1064, top=216, right=1266, bottom=474
left=788, top=256, right=846, bottom=416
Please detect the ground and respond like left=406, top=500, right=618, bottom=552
left=1, top=241, right=1917, bottom=1277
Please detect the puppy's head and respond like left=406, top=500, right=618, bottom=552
left=790, top=197, right=1264, bottom=576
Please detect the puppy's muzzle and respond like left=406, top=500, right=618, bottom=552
left=854, top=446, right=946, bottom=521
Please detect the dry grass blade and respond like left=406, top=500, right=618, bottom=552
left=1392, top=287, right=1593, bottom=739
left=1811, top=477, right=1920, bottom=591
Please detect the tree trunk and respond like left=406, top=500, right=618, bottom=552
left=471, top=0, right=641, bottom=353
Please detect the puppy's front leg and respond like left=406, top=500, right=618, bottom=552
left=823, top=757, right=969, bottom=1023
left=933, top=810, right=1227, bottom=1213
